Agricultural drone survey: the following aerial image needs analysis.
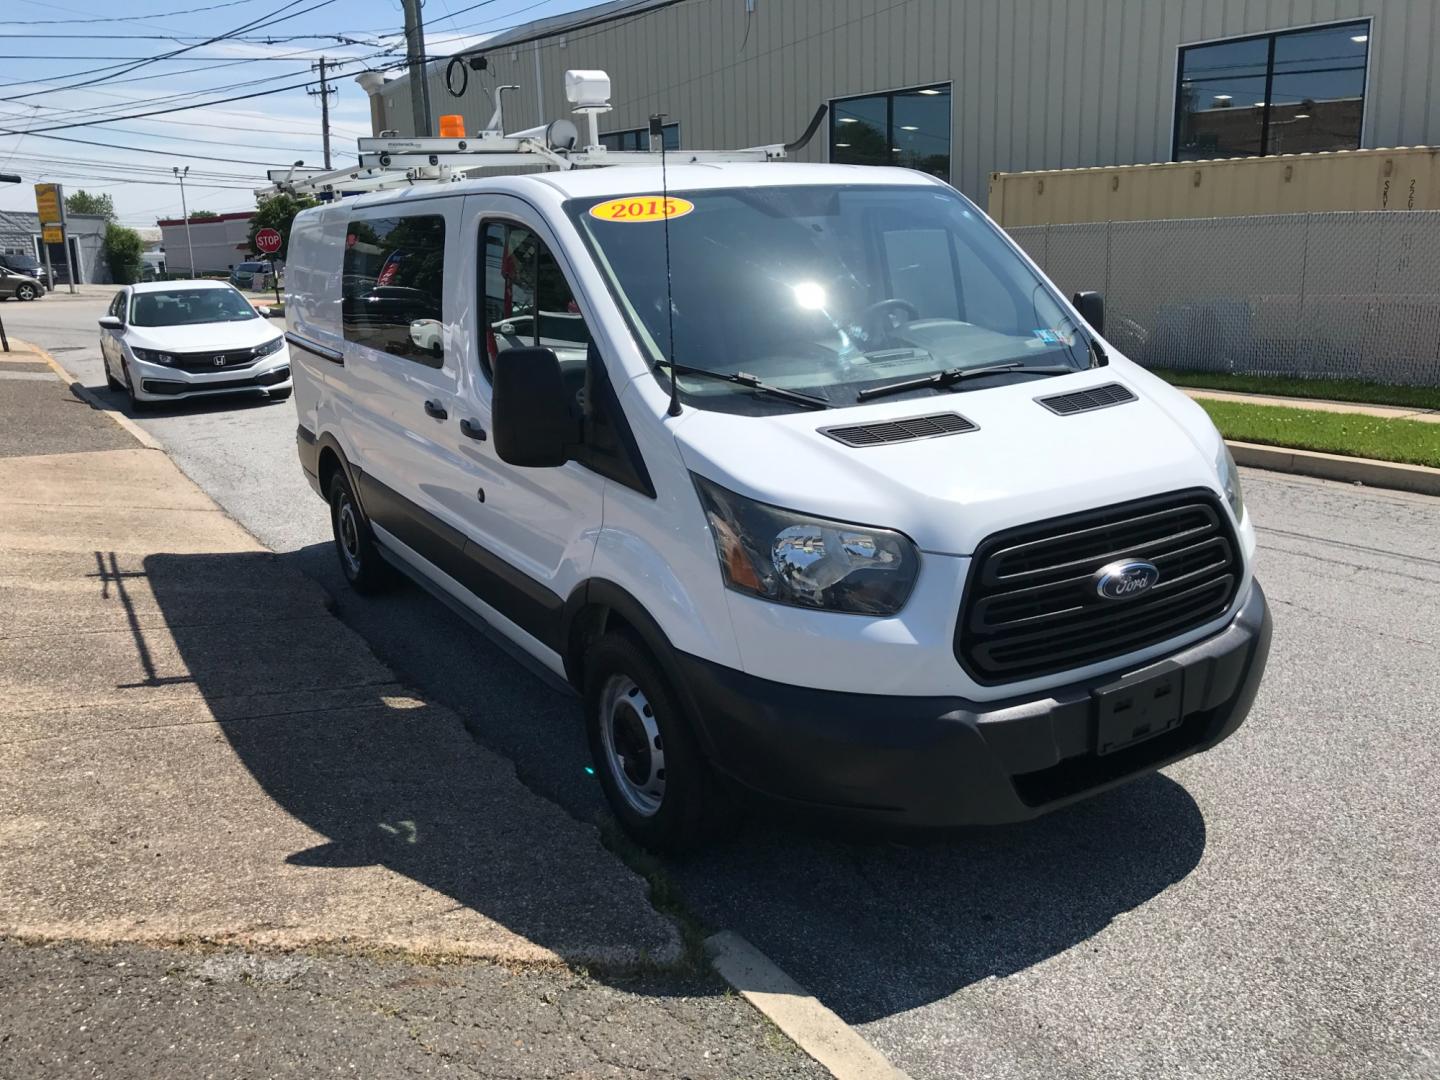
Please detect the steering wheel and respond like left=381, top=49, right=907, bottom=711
left=860, top=298, right=921, bottom=341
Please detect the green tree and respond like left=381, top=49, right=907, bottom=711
left=189, top=209, right=220, bottom=220
left=247, top=193, right=318, bottom=261
left=65, top=190, right=116, bottom=221
left=102, top=223, right=145, bottom=285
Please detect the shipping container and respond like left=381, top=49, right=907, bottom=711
left=988, top=146, right=1440, bottom=227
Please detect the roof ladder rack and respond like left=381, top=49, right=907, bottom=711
left=256, top=69, right=826, bottom=200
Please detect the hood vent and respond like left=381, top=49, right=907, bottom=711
left=820, top=411, right=978, bottom=448
left=1036, top=382, right=1137, bottom=416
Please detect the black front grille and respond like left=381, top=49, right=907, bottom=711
left=171, top=348, right=264, bottom=372
left=143, top=367, right=288, bottom=395
left=956, top=490, right=1240, bottom=684
left=820, top=411, right=977, bottom=448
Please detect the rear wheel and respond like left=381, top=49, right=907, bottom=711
left=584, top=632, right=736, bottom=852
left=328, top=469, right=391, bottom=594
left=15, top=283, right=38, bottom=301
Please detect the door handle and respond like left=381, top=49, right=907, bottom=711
left=459, top=418, right=487, bottom=441
left=423, top=399, right=448, bottom=420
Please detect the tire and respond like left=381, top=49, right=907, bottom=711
left=266, top=387, right=292, bottom=402
left=104, top=355, right=124, bottom=391
left=122, top=361, right=149, bottom=412
left=15, top=283, right=38, bottom=301
left=584, top=631, right=736, bottom=852
left=328, top=469, right=392, bottom=594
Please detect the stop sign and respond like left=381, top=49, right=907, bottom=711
left=255, top=227, right=282, bottom=254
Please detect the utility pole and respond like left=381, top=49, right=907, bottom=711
left=401, top=0, right=432, bottom=137
left=308, top=57, right=337, bottom=169
left=172, top=166, right=195, bottom=276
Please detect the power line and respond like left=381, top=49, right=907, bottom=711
left=0, top=124, right=340, bottom=168
left=19, top=0, right=267, bottom=25
left=4, top=0, right=341, bottom=104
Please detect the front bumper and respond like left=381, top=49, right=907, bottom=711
left=132, top=356, right=291, bottom=400
left=679, top=579, right=1271, bottom=827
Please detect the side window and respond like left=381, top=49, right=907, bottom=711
left=108, top=292, right=125, bottom=320
left=480, top=220, right=591, bottom=380
left=341, top=213, right=446, bottom=367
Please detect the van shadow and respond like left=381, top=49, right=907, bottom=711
left=145, top=541, right=1208, bottom=1017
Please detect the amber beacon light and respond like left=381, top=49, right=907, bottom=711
left=438, top=114, right=466, bottom=138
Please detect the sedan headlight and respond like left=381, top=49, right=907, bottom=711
left=1216, top=443, right=1245, bottom=521
left=131, top=347, right=176, bottom=366
left=255, top=336, right=285, bottom=357
left=693, top=475, right=918, bottom=615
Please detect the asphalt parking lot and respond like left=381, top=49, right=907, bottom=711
left=7, top=297, right=1438, bottom=1079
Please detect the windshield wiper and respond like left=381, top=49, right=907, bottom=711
left=855, top=363, right=1076, bottom=402
left=663, top=361, right=830, bottom=409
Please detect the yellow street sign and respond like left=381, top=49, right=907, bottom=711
left=42, top=226, right=64, bottom=244
left=35, top=183, right=63, bottom=226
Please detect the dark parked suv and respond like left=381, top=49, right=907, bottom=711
left=0, top=253, right=48, bottom=290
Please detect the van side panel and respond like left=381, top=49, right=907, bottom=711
left=589, top=380, right=743, bottom=673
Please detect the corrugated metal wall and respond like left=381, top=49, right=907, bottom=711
left=376, top=0, right=1440, bottom=203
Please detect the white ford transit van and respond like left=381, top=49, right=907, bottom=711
left=285, top=160, right=1270, bottom=850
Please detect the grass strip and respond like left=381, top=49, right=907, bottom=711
left=1150, top=369, right=1440, bottom=412
left=1197, top=399, right=1440, bottom=469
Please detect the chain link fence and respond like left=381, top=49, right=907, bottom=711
left=1009, top=210, right=1440, bottom=387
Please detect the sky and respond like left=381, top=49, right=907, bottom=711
left=0, top=0, right=598, bottom=226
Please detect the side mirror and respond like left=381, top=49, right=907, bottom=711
left=492, top=346, right=575, bottom=468
left=256, top=305, right=273, bottom=318
left=1072, top=290, right=1104, bottom=336
left=98, top=316, right=122, bottom=330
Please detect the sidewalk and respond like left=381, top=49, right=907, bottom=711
left=1182, top=386, right=1440, bottom=424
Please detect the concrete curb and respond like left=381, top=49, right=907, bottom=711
left=1228, top=439, right=1440, bottom=497
left=17, top=338, right=164, bottom=451
left=706, top=931, right=912, bottom=1080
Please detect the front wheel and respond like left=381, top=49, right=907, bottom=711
left=122, top=361, right=149, bottom=412
left=104, top=356, right=124, bottom=391
left=15, top=283, right=38, bottom=301
left=584, top=632, right=736, bottom=852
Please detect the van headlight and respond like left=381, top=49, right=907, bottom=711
left=693, top=475, right=918, bottom=615
left=131, top=347, right=176, bottom=366
left=1216, top=443, right=1245, bottom=521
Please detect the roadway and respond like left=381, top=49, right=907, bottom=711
left=7, top=295, right=1438, bottom=1080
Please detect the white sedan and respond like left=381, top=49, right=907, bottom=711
left=99, top=280, right=292, bottom=408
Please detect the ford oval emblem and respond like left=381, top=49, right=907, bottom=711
left=1094, top=560, right=1160, bottom=601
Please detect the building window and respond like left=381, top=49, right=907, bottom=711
left=1174, top=20, right=1369, bottom=160
left=341, top=214, right=447, bottom=367
left=830, top=84, right=951, bottom=182
left=600, top=122, right=679, bottom=152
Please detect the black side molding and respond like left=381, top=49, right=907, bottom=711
left=286, top=331, right=344, bottom=366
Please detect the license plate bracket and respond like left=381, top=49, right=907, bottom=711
left=1094, top=662, right=1184, bottom=756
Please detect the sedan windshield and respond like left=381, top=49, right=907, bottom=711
left=130, top=288, right=258, bottom=327
left=569, top=184, right=1092, bottom=413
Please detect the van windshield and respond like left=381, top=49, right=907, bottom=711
left=568, top=184, right=1092, bottom=413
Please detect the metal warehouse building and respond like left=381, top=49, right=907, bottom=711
left=360, top=0, right=1440, bottom=205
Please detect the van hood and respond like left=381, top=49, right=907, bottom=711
left=125, top=319, right=279, bottom=353
left=674, top=368, right=1226, bottom=556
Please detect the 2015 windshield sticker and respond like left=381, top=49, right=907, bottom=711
left=589, top=196, right=695, bottom=222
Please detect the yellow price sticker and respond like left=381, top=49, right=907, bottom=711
left=588, top=196, right=694, bottom=223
